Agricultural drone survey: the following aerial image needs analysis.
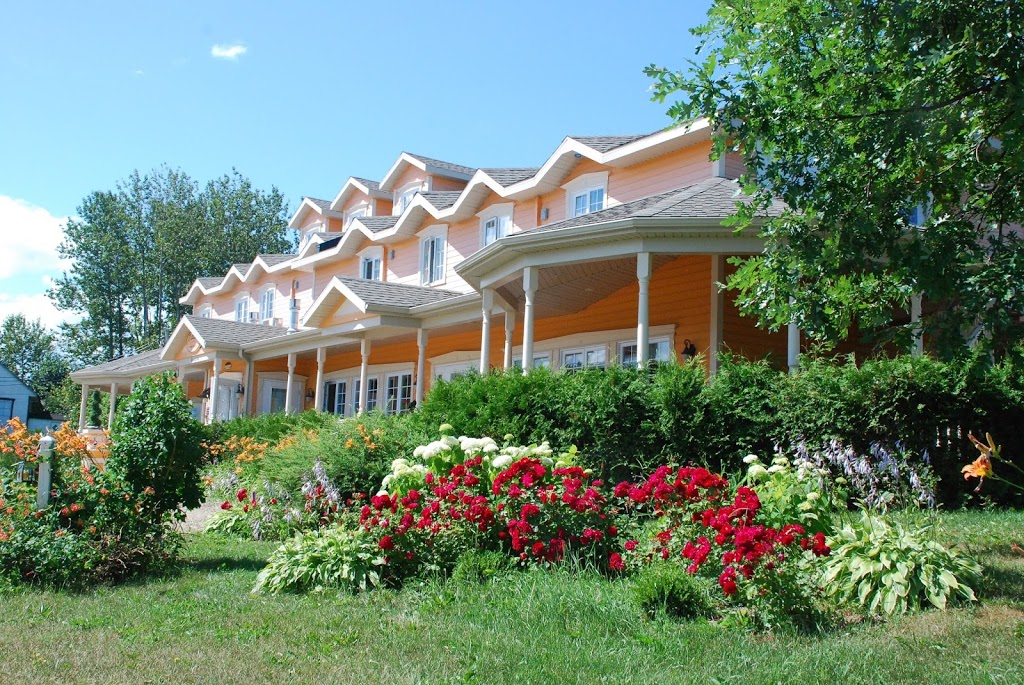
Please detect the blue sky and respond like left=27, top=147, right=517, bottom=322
left=0, top=0, right=711, bottom=328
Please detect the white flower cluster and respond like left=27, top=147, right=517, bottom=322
left=412, top=435, right=459, bottom=459
left=458, top=436, right=499, bottom=455
left=379, top=458, right=430, bottom=494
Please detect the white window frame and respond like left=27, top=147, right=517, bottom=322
left=393, top=182, right=422, bottom=216
left=323, top=379, right=347, bottom=415
left=511, top=354, right=551, bottom=370
left=358, top=246, right=384, bottom=282
left=344, top=203, right=369, bottom=228
left=562, top=171, right=609, bottom=219
left=618, top=337, right=672, bottom=367
left=559, top=345, right=607, bottom=372
left=384, top=372, right=414, bottom=415
left=259, top=286, right=276, bottom=323
left=197, top=304, right=213, bottom=318
left=418, top=225, right=448, bottom=286
left=478, top=202, right=514, bottom=247
left=234, top=293, right=249, bottom=323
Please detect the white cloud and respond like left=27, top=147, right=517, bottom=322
left=133, top=69, right=145, bottom=77
left=210, top=44, right=247, bottom=61
left=0, top=292, right=77, bottom=329
left=0, top=196, right=70, bottom=280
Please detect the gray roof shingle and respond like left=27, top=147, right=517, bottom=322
left=257, top=254, right=295, bottom=267
left=355, top=216, right=399, bottom=233
left=570, top=134, right=651, bottom=153
left=420, top=191, right=462, bottom=211
left=232, top=262, right=252, bottom=273
left=527, top=177, right=786, bottom=234
left=304, top=197, right=333, bottom=212
left=335, top=278, right=464, bottom=309
left=352, top=177, right=381, bottom=191
left=198, top=277, right=223, bottom=289
left=75, top=349, right=169, bottom=376
left=406, top=153, right=476, bottom=178
left=186, top=315, right=292, bottom=346
left=481, top=168, right=540, bottom=187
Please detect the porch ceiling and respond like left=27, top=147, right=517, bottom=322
left=494, top=255, right=675, bottom=318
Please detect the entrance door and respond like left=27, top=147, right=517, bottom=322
left=213, top=379, right=237, bottom=421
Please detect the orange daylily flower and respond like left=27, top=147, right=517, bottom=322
left=963, top=432, right=1000, bottom=490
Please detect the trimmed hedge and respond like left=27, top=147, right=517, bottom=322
left=414, top=354, right=1024, bottom=506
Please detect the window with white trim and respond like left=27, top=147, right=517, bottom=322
left=560, top=345, right=606, bottom=371
left=361, top=256, right=382, bottom=281
left=198, top=304, right=212, bottom=318
left=393, top=183, right=421, bottom=215
left=323, top=380, right=347, bottom=415
left=419, top=228, right=447, bottom=285
left=384, top=373, right=413, bottom=414
left=234, top=294, right=249, bottom=323
left=571, top=187, right=605, bottom=218
left=618, top=338, right=671, bottom=367
left=259, top=287, right=276, bottom=323
left=511, top=354, right=551, bottom=370
left=344, top=205, right=368, bottom=227
left=482, top=215, right=510, bottom=246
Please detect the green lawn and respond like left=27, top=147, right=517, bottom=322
left=1, top=511, right=1022, bottom=685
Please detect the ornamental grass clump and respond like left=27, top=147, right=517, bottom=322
left=632, top=562, right=716, bottom=620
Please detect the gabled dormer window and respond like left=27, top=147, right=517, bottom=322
left=358, top=246, right=384, bottom=282
left=419, top=225, right=447, bottom=285
left=479, top=203, right=514, bottom=247
left=198, top=304, right=212, bottom=318
left=259, top=286, right=276, bottom=323
left=393, top=183, right=421, bottom=216
left=234, top=293, right=249, bottom=323
left=344, top=204, right=368, bottom=228
left=563, top=171, right=610, bottom=219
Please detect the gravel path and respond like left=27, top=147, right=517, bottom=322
left=177, top=499, right=221, bottom=533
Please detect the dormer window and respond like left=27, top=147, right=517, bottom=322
left=344, top=204, right=368, bottom=228
left=234, top=294, right=249, bottom=323
left=259, top=286, right=276, bottom=323
left=393, top=183, right=421, bottom=216
left=358, top=246, right=384, bottom=281
left=419, top=225, right=447, bottom=285
left=198, top=304, right=212, bottom=318
left=563, top=171, right=610, bottom=219
left=479, top=203, right=514, bottom=247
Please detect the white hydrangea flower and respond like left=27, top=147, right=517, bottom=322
left=491, top=454, right=513, bottom=470
left=771, top=456, right=790, bottom=467
left=767, top=464, right=785, bottom=473
left=742, top=454, right=761, bottom=464
left=806, top=491, right=821, bottom=501
left=413, top=439, right=455, bottom=460
left=458, top=436, right=499, bottom=455
left=747, top=464, right=768, bottom=479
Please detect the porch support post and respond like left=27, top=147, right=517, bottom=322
left=709, top=255, right=725, bottom=375
left=522, top=266, right=538, bottom=374
left=314, top=347, right=326, bottom=411
left=503, top=310, right=516, bottom=370
left=911, top=294, right=924, bottom=357
left=107, top=383, right=118, bottom=429
left=285, top=353, right=296, bottom=415
left=209, top=354, right=220, bottom=424
left=78, top=384, right=89, bottom=430
left=358, top=339, right=371, bottom=415
left=480, top=289, right=493, bottom=374
left=177, top=367, right=187, bottom=386
left=415, top=329, right=427, bottom=406
left=787, top=314, right=800, bottom=374
left=636, top=252, right=653, bottom=367
left=243, top=358, right=255, bottom=417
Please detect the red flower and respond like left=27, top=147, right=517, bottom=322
left=625, top=539, right=638, bottom=552
left=236, top=489, right=248, bottom=502
left=220, top=502, right=233, bottom=510
left=379, top=535, right=394, bottom=550
left=608, top=553, right=624, bottom=571
left=719, top=567, right=738, bottom=595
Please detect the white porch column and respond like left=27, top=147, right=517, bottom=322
left=503, top=310, right=516, bottom=370
left=209, top=355, right=221, bottom=423
left=107, top=383, right=118, bottom=428
left=480, top=289, right=493, bottom=374
left=636, top=252, right=653, bottom=367
left=358, top=338, right=371, bottom=415
left=243, top=358, right=255, bottom=417
left=177, top=367, right=187, bottom=386
left=709, top=255, right=725, bottom=375
left=415, top=329, right=427, bottom=406
left=911, top=294, right=924, bottom=357
left=522, top=266, right=538, bottom=373
left=78, top=384, right=89, bottom=430
left=787, top=321, right=800, bottom=374
left=284, top=352, right=297, bottom=415
left=314, top=347, right=326, bottom=411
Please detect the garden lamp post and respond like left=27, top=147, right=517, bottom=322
left=36, top=435, right=55, bottom=510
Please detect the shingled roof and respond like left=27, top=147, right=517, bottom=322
left=405, top=153, right=476, bottom=178
left=352, top=177, right=381, bottom=191
left=184, top=315, right=293, bottom=347
left=570, top=134, right=652, bottom=153
left=73, top=349, right=169, bottom=376
left=526, top=177, right=787, bottom=235
left=481, top=168, right=540, bottom=187
left=304, top=197, right=333, bottom=212
left=355, top=216, right=400, bottom=233
left=420, top=191, right=462, bottom=211
left=256, top=254, right=295, bottom=268
left=335, top=277, right=465, bottom=309
left=198, top=277, right=223, bottom=289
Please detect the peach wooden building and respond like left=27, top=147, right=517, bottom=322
left=71, top=118, right=800, bottom=426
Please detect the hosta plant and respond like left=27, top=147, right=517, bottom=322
left=821, top=511, right=981, bottom=616
left=253, top=525, right=384, bottom=594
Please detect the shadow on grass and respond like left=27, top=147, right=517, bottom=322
left=981, top=558, right=1024, bottom=603
left=184, top=556, right=268, bottom=574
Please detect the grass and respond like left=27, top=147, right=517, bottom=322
left=0, top=511, right=1022, bottom=685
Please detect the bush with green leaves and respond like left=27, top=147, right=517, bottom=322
left=821, top=511, right=982, bottom=616
left=253, top=525, right=384, bottom=594
left=631, top=562, right=716, bottom=620
left=108, top=371, right=206, bottom=517
left=450, top=549, right=516, bottom=585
